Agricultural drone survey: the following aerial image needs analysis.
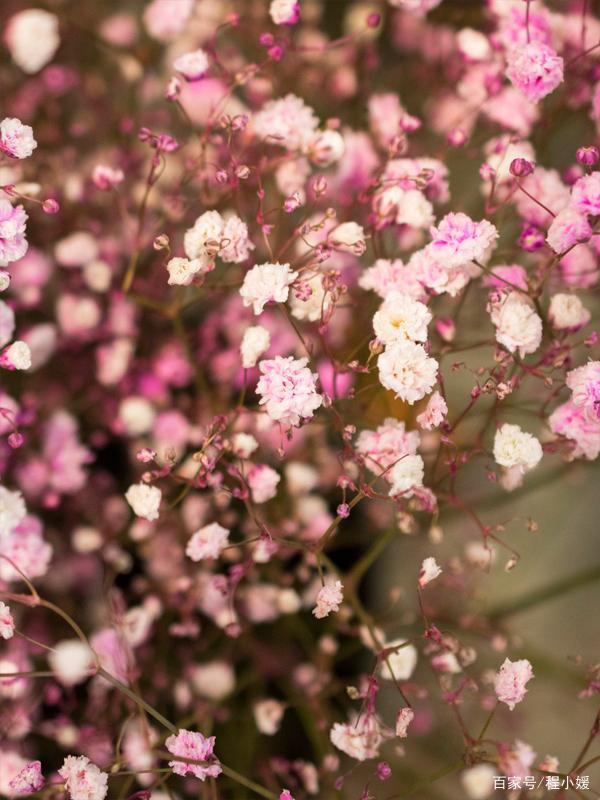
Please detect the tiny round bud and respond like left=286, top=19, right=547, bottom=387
left=509, top=157, right=534, bottom=178
left=8, top=431, right=24, bottom=449
left=367, top=12, right=381, bottom=28
left=447, top=129, right=467, bottom=147
left=153, top=234, right=170, bottom=250
left=576, top=146, right=599, bottom=166
left=42, top=198, right=60, bottom=214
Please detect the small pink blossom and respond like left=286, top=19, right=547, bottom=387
left=173, top=49, right=210, bottom=81
left=506, top=42, right=564, bottom=103
left=92, top=164, right=124, bottom=189
left=59, top=755, right=108, bottom=800
left=416, top=391, right=448, bottom=430
left=428, top=212, right=498, bottom=269
left=8, top=761, right=44, bottom=795
left=570, top=172, right=600, bottom=217
left=395, top=707, right=414, bottom=738
left=165, top=729, right=222, bottom=781
left=248, top=464, right=281, bottom=504
left=0, top=601, right=15, bottom=639
left=270, top=0, right=300, bottom=26
left=313, top=580, right=344, bottom=619
left=0, top=200, right=28, bottom=266
left=356, top=418, right=420, bottom=474
left=418, top=556, right=442, bottom=587
left=494, top=657, right=534, bottom=710
left=186, top=522, right=230, bottom=561
left=256, top=356, right=322, bottom=427
left=0, top=118, right=37, bottom=159
left=549, top=400, right=600, bottom=460
left=566, top=361, right=600, bottom=422
left=546, top=207, right=592, bottom=254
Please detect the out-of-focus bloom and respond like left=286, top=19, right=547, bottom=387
left=174, top=49, right=210, bottom=81
left=253, top=94, right=318, bottom=151
left=125, top=483, right=161, bottom=521
left=91, top=164, right=124, bottom=190
left=461, top=764, right=496, bottom=800
left=493, top=424, right=543, bottom=472
left=388, top=454, right=425, bottom=497
left=306, top=129, right=345, bottom=167
left=419, top=556, right=442, bottom=587
left=313, top=580, right=343, bottom=619
left=548, top=293, right=590, bottom=331
left=270, top=0, right=300, bottom=26
left=240, top=325, right=271, bottom=369
left=59, top=756, right=108, bottom=800
left=0, top=341, right=32, bottom=371
left=253, top=699, right=285, bottom=734
left=0, top=118, right=36, bottom=159
left=165, top=729, right=222, bottom=780
left=494, top=657, right=534, bottom=710
left=328, top=221, right=366, bottom=255
left=378, top=341, right=438, bottom=404
left=356, top=418, right=420, bottom=473
left=190, top=661, right=235, bottom=701
left=506, top=42, right=564, bottom=103
left=186, top=523, right=229, bottom=561
left=143, top=0, right=194, bottom=42
left=248, top=464, right=280, bottom=504
left=0, top=200, right=28, bottom=266
left=380, top=638, right=418, bottom=681
left=256, top=356, right=322, bottom=427
left=240, top=262, right=298, bottom=315
left=48, top=640, right=95, bottom=686
left=0, top=601, right=14, bottom=639
left=5, top=9, right=60, bottom=74
left=359, top=259, right=425, bottom=300
left=546, top=207, right=592, bottom=254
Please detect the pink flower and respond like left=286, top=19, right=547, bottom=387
left=313, top=580, right=343, bottom=619
left=396, top=707, right=414, bottom=738
left=186, top=522, right=230, bottom=561
left=173, top=49, right=210, bottom=81
left=280, top=791, right=295, bottom=800
left=359, top=258, right=426, bottom=301
left=270, top=0, right=300, bottom=26
left=220, top=215, right=254, bottom=263
left=330, top=715, right=382, bottom=761
left=428, top=212, right=498, bottom=268
left=9, top=760, right=44, bottom=794
left=0, top=118, right=37, bottom=159
left=546, top=207, right=592, bottom=254
left=506, top=42, right=564, bottom=103
left=356, top=418, right=420, bottom=473
left=248, top=464, right=280, bottom=503
left=566, top=361, right=600, bottom=422
left=0, top=515, right=52, bottom=583
left=165, top=729, right=222, bottom=781
left=143, top=0, right=194, bottom=42
left=59, top=755, right=108, bottom=800
left=419, top=556, right=442, bottom=587
left=240, top=262, right=298, bottom=315
left=549, top=400, right=600, bottom=460
left=253, top=94, right=318, bottom=151
left=0, top=601, right=15, bottom=639
left=92, top=164, right=124, bottom=189
left=416, top=391, right=447, bottom=430
left=494, top=657, right=534, bottom=710
left=570, top=172, right=600, bottom=216
left=256, top=356, right=322, bottom=427
left=0, top=200, right=28, bottom=266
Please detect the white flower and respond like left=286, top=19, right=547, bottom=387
left=240, top=325, right=271, bottom=368
left=330, top=716, right=382, bottom=761
left=190, top=661, right=235, bottom=700
left=306, top=129, right=345, bottom=167
left=0, top=486, right=26, bottom=537
left=1, top=341, right=32, bottom=370
left=231, top=432, right=258, bottom=458
left=5, top=10, right=60, bottom=74
left=240, top=262, right=298, bottom=315
left=0, top=601, right=14, bottom=639
left=396, top=707, right=415, bottom=738
left=378, top=341, right=438, bottom=404
left=379, top=638, right=418, bottom=680
left=394, top=189, right=435, bottom=229
left=388, top=454, right=425, bottom=497
left=186, top=522, right=229, bottom=561
left=313, top=580, right=344, bottom=619
left=419, top=556, right=442, bottom=587
left=48, top=640, right=94, bottom=686
left=166, top=257, right=205, bottom=286
left=328, top=222, right=366, bottom=255
left=289, top=275, right=331, bottom=322
left=488, top=291, right=542, bottom=357
left=493, top=423, right=543, bottom=472
left=269, top=0, right=299, bottom=25
left=372, top=292, right=431, bottom=345
left=0, top=118, right=37, bottom=159
left=125, top=483, right=161, bottom=521
left=461, top=764, right=496, bottom=800
left=173, top=49, right=210, bottom=81
left=548, top=293, right=590, bottom=331
left=253, top=699, right=285, bottom=734
left=183, top=210, right=224, bottom=262
left=118, top=397, right=155, bottom=436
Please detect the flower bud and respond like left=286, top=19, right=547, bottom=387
left=509, top=157, right=534, bottom=178
left=576, top=146, right=599, bottom=166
